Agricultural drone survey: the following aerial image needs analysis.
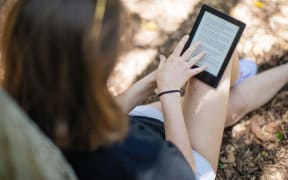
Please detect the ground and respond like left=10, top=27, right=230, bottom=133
left=0, top=0, right=288, bottom=179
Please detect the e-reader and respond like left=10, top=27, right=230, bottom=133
left=182, top=4, right=246, bottom=88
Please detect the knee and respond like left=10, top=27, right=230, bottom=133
left=227, top=87, right=249, bottom=126
left=234, top=88, right=249, bottom=113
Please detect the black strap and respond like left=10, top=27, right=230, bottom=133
left=157, top=90, right=181, bottom=98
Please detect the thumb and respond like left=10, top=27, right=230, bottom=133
left=187, top=65, right=207, bottom=78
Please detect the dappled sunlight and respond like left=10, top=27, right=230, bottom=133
left=108, top=0, right=201, bottom=95
left=108, top=48, right=157, bottom=95
left=112, top=0, right=288, bottom=95
left=261, top=148, right=288, bottom=179
left=231, top=121, right=251, bottom=142
left=222, top=101, right=288, bottom=178
left=133, top=21, right=167, bottom=47
left=262, top=147, right=288, bottom=178
left=231, top=0, right=288, bottom=59
left=0, top=0, right=287, bottom=179
left=124, top=0, right=201, bottom=33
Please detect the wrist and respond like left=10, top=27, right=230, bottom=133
left=145, top=71, right=157, bottom=88
left=156, top=79, right=180, bottom=93
left=157, top=86, right=180, bottom=93
left=158, top=89, right=181, bottom=98
left=157, top=82, right=179, bottom=92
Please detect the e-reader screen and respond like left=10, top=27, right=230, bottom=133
left=182, top=5, right=246, bottom=88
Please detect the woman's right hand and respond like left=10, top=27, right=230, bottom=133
left=156, top=35, right=207, bottom=92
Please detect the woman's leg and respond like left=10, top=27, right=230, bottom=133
left=148, top=63, right=288, bottom=128
left=181, top=61, right=232, bottom=171
left=225, top=63, right=288, bottom=127
left=146, top=62, right=288, bottom=171
left=230, top=53, right=240, bottom=86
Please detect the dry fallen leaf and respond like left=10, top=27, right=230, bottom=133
left=250, top=115, right=277, bottom=142
left=255, top=1, right=265, bottom=8
left=142, top=21, right=158, bottom=31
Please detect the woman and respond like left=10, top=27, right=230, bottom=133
left=2, top=0, right=288, bottom=179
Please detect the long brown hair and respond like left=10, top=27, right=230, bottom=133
left=2, top=0, right=127, bottom=150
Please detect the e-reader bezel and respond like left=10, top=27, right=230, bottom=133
left=182, top=4, right=246, bottom=88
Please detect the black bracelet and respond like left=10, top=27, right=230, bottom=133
left=158, top=90, right=181, bottom=98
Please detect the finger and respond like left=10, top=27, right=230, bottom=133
left=172, top=35, right=189, bottom=57
left=159, top=55, right=166, bottom=68
left=187, top=65, right=208, bottom=77
left=187, top=52, right=206, bottom=67
left=181, top=41, right=201, bottom=61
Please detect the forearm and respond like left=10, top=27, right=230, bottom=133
left=115, top=71, right=156, bottom=113
left=160, top=93, right=196, bottom=172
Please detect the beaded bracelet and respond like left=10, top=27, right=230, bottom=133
left=157, top=90, right=181, bottom=98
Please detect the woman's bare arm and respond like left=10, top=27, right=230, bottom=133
left=160, top=92, right=197, bottom=171
left=115, top=71, right=157, bottom=114
left=116, top=35, right=206, bottom=173
left=156, top=36, right=207, bottom=173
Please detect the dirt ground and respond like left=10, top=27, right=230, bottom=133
left=0, top=0, right=287, bottom=179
